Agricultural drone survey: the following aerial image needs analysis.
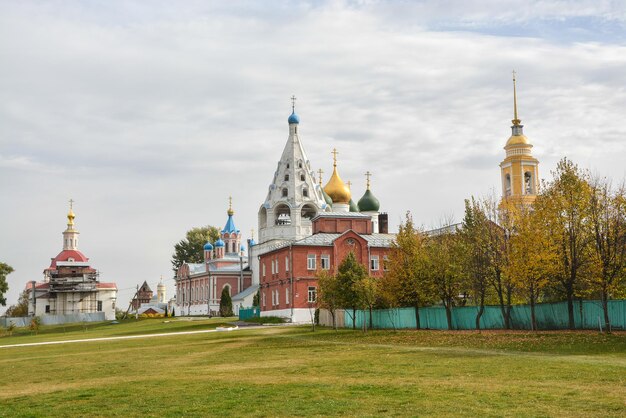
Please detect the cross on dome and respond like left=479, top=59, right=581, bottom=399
left=365, top=171, right=372, bottom=189
left=331, top=148, right=339, bottom=167
left=317, top=168, right=324, bottom=186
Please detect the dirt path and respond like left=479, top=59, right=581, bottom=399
left=0, top=326, right=245, bottom=349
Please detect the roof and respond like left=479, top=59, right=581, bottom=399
left=97, top=282, right=117, bottom=290
left=312, top=212, right=371, bottom=220
left=186, top=259, right=250, bottom=277
left=289, top=231, right=397, bottom=248
left=49, top=250, right=89, bottom=268
left=232, top=284, right=259, bottom=302
left=222, top=214, right=239, bottom=234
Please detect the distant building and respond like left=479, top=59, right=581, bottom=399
left=27, top=203, right=117, bottom=320
left=131, top=280, right=153, bottom=310
left=175, top=201, right=255, bottom=316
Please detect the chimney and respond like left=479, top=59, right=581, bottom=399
left=378, top=213, right=389, bottom=234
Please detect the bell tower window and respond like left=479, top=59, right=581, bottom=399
left=282, top=188, right=288, bottom=197
left=524, top=171, right=533, bottom=194
left=505, top=173, right=512, bottom=196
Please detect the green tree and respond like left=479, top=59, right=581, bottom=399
left=171, top=226, right=220, bottom=274
left=353, top=276, right=378, bottom=332
left=386, top=211, right=434, bottom=329
left=317, top=270, right=341, bottom=330
left=219, top=287, right=233, bottom=317
left=336, top=251, right=368, bottom=330
left=252, top=290, right=260, bottom=307
left=163, top=304, right=169, bottom=317
left=588, top=179, right=626, bottom=332
left=0, top=262, right=13, bottom=307
left=5, top=290, right=29, bottom=317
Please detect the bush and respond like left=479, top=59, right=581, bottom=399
left=219, top=288, right=233, bottom=317
left=243, top=316, right=285, bottom=324
left=29, top=317, right=41, bottom=334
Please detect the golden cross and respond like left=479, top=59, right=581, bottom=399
left=291, top=95, right=296, bottom=112
left=346, top=180, right=352, bottom=190
left=331, top=148, right=338, bottom=166
left=228, top=196, right=232, bottom=210
left=317, top=168, right=324, bottom=185
left=365, top=171, right=372, bottom=189
left=250, top=229, right=255, bottom=240
left=69, top=198, right=74, bottom=210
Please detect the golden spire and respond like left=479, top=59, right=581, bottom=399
left=317, top=168, right=324, bottom=186
left=512, top=70, right=521, bottom=126
left=250, top=229, right=255, bottom=240
left=324, top=148, right=351, bottom=204
left=227, top=196, right=234, bottom=216
left=67, top=198, right=75, bottom=227
left=346, top=180, right=352, bottom=190
left=365, top=171, right=372, bottom=190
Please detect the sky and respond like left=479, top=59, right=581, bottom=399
left=1, top=0, right=626, bottom=313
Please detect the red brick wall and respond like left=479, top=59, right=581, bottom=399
left=312, top=217, right=372, bottom=234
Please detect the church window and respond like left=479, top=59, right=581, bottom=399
left=284, top=174, right=289, bottom=181
left=286, top=288, right=290, bottom=305
left=298, top=161, right=303, bottom=168
left=370, top=255, right=379, bottom=271
left=524, top=171, right=533, bottom=194
left=307, top=254, right=316, bottom=270
left=505, top=174, right=512, bottom=196
left=383, top=255, right=389, bottom=271
left=275, top=204, right=291, bottom=225
left=262, top=263, right=266, bottom=277
left=271, top=259, right=275, bottom=275
left=97, top=301, right=103, bottom=312
left=286, top=163, right=290, bottom=169
left=285, top=256, right=289, bottom=272
left=321, top=254, right=330, bottom=270
left=45, top=305, right=50, bottom=313
left=282, top=188, right=288, bottom=197
left=307, top=286, right=317, bottom=303
left=301, top=204, right=316, bottom=220
left=303, top=188, right=309, bottom=198
left=262, top=291, right=266, bottom=307
left=300, top=173, right=305, bottom=181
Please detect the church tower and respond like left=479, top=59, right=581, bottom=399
left=499, top=72, right=539, bottom=206
left=324, top=148, right=351, bottom=212
left=62, top=199, right=79, bottom=251
left=257, top=98, right=328, bottom=245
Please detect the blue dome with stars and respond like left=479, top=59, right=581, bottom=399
left=288, top=111, right=300, bottom=124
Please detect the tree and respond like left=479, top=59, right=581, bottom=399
left=171, top=307, right=176, bottom=317
left=353, top=276, right=378, bottom=332
left=427, top=225, right=465, bottom=330
left=171, top=226, right=220, bottom=274
left=588, top=179, right=626, bottom=332
left=541, top=158, right=593, bottom=329
left=317, top=270, right=341, bottom=330
left=506, top=203, right=559, bottom=331
left=0, top=262, right=14, bottom=307
left=252, top=290, right=260, bottom=307
left=459, top=198, right=492, bottom=330
left=490, top=198, right=516, bottom=329
left=163, top=304, right=169, bottom=317
left=219, top=287, right=233, bottom=317
left=336, top=252, right=368, bottom=330
left=5, top=290, right=29, bottom=317
left=386, top=212, right=434, bottom=329
left=377, top=267, right=403, bottom=331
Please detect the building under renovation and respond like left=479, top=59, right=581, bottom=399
left=27, top=203, right=117, bottom=320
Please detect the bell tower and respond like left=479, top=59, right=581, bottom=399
left=500, top=72, right=539, bottom=206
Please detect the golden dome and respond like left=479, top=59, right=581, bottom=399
left=505, top=134, right=531, bottom=147
left=324, top=166, right=351, bottom=204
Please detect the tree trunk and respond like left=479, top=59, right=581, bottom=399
left=352, top=308, right=356, bottom=330
left=530, top=289, right=537, bottom=332
left=497, top=289, right=508, bottom=329
left=445, top=302, right=453, bottom=330
left=566, top=284, right=575, bottom=330
left=505, top=286, right=513, bottom=329
left=414, top=304, right=421, bottom=330
left=475, top=293, right=485, bottom=331
left=331, top=310, right=336, bottom=331
left=602, top=289, right=611, bottom=333
left=369, top=306, right=373, bottom=330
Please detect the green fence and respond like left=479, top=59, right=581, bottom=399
left=344, top=300, right=626, bottom=331
left=238, top=307, right=260, bottom=320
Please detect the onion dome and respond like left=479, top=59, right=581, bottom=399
left=323, top=148, right=351, bottom=204
left=240, top=244, right=246, bottom=252
left=358, top=171, right=380, bottom=212
left=215, top=238, right=225, bottom=248
left=249, top=238, right=256, bottom=246
left=288, top=111, right=300, bottom=124
left=321, top=187, right=333, bottom=206
left=203, top=242, right=214, bottom=251
left=349, top=198, right=359, bottom=212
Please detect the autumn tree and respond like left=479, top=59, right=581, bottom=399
left=386, top=212, right=434, bottom=329
left=459, top=198, right=493, bottom=330
left=0, top=262, right=13, bottom=307
left=427, top=225, right=465, bottom=330
left=353, top=276, right=378, bottom=332
left=317, top=270, right=341, bottom=330
left=540, top=158, right=593, bottom=329
left=588, top=179, right=626, bottom=331
left=336, top=251, right=368, bottom=330
left=506, top=203, right=559, bottom=331
left=377, top=266, right=403, bottom=331
left=5, top=290, right=29, bottom=317
left=171, top=226, right=220, bottom=274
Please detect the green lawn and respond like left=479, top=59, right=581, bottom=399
left=1, top=320, right=625, bottom=417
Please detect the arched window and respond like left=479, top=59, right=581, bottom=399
left=282, top=188, right=288, bottom=197
left=284, top=174, right=289, bottom=181
left=505, top=174, right=512, bottom=196
left=301, top=204, right=316, bottom=220
left=298, top=160, right=303, bottom=168
left=303, top=187, right=309, bottom=198
left=275, top=203, right=292, bottom=225
left=524, top=171, right=533, bottom=194
left=259, top=206, right=268, bottom=228
left=300, top=173, right=305, bottom=181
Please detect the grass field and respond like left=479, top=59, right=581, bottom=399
left=1, top=319, right=625, bottom=417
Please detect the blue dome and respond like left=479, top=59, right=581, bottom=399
left=288, top=111, right=300, bottom=124
left=240, top=244, right=246, bottom=252
left=215, top=238, right=225, bottom=248
left=249, top=238, right=256, bottom=247
left=203, top=242, right=213, bottom=251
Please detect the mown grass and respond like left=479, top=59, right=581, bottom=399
left=0, top=323, right=624, bottom=417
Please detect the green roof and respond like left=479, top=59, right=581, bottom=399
left=357, top=189, right=380, bottom=212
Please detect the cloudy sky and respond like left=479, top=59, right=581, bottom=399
left=1, top=0, right=626, bottom=312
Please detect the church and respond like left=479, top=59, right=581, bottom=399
left=26, top=203, right=118, bottom=321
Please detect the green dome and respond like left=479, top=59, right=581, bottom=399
left=357, top=189, right=380, bottom=212
left=349, top=198, right=359, bottom=212
left=321, top=187, right=333, bottom=206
